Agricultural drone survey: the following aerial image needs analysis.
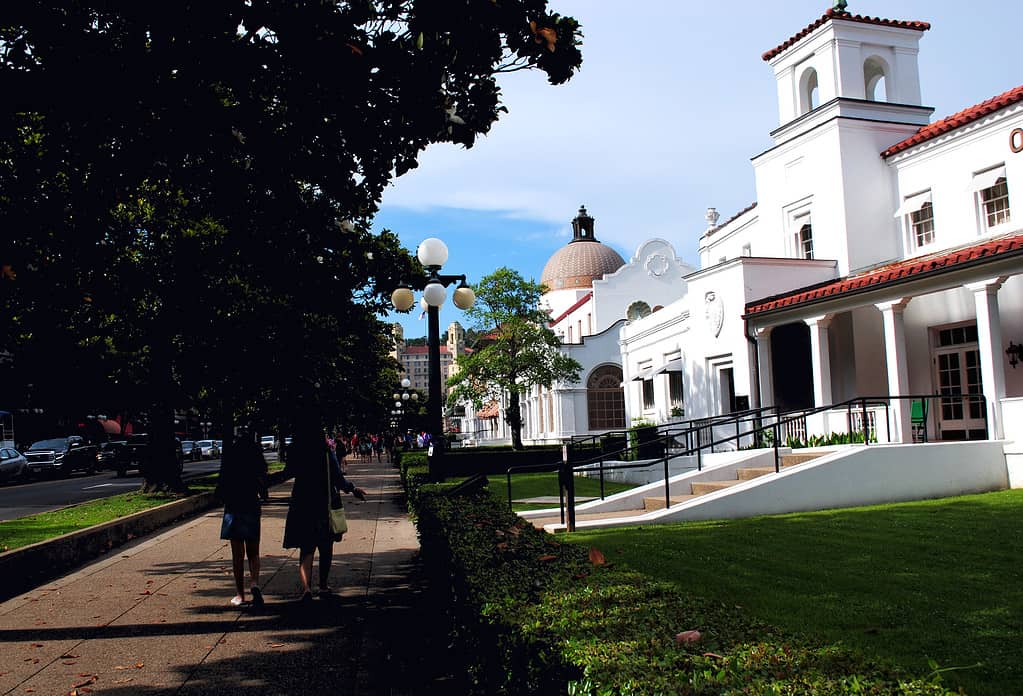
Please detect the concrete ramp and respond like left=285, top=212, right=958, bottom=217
left=535, top=441, right=1008, bottom=533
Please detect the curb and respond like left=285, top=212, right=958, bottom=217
left=0, top=469, right=292, bottom=603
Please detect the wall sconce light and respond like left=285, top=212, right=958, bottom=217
left=1006, top=341, right=1022, bottom=369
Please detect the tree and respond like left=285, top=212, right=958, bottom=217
left=446, top=267, right=580, bottom=449
left=0, top=1, right=584, bottom=489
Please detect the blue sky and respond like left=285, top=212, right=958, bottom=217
left=376, top=1, right=1022, bottom=338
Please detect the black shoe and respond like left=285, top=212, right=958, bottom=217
left=250, top=586, right=264, bottom=607
left=300, top=590, right=313, bottom=603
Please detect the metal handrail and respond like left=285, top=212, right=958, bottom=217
left=512, top=392, right=988, bottom=530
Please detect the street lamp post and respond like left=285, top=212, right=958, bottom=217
left=391, top=238, right=475, bottom=480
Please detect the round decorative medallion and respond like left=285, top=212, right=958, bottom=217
left=645, top=253, right=669, bottom=277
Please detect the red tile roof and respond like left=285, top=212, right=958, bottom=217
left=882, top=84, right=1023, bottom=158
left=762, top=10, right=929, bottom=62
left=745, top=233, right=1023, bottom=316
left=549, top=291, right=593, bottom=326
left=402, top=345, right=454, bottom=355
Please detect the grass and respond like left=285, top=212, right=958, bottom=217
left=564, top=488, right=1023, bottom=696
left=488, top=472, right=635, bottom=511
left=0, top=490, right=182, bottom=552
left=0, top=460, right=286, bottom=552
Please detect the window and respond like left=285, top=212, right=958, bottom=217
left=910, top=201, right=935, bottom=247
left=668, top=372, right=684, bottom=411
left=794, top=221, right=813, bottom=259
left=799, top=67, right=819, bottom=114
left=587, top=365, right=625, bottom=430
left=863, top=56, right=889, bottom=102
left=981, top=177, right=1010, bottom=229
left=642, top=378, right=655, bottom=410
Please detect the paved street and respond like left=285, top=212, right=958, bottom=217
left=0, top=455, right=452, bottom=694
left=0, top=459, right=229, bottom=522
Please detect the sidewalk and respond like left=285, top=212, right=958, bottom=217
left=0, top=455, right=446, bottom=695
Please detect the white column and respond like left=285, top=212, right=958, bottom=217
left=875, top=299, right=912, bottom=443
left=754, top=326, right=775, bottom=409
left=805, top=316, right=833, bottom=408
left=967, top=278, right=1008, bottom=439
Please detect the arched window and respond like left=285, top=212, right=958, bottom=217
left=864, top=56, right=889, bottom=101
left=627, top=301, right=652, bottom=321
left=587, top=365, right=625, bottom=430
left=799, top=68, right=819, bottom=114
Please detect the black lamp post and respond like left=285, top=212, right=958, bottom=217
left=391, top=238, right=475, bottom=480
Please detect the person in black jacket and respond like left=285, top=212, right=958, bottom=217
left=216, top=430, right=268, bottom=607
left=283, top=423, right=366, bottom=601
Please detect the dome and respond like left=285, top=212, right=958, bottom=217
left=540, top=206, right=625, bottom=292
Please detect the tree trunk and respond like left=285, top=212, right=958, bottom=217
left=506, top=396, right=524, bottom=450
left=141, top=338, right=186, bottom=494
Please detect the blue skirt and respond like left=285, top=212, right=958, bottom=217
left=220, top=508, right=261, bottom=540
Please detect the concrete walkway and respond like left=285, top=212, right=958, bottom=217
left=0, top=456, right=449, bottom=695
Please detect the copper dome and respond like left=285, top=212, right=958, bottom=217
left=541, top=206, right=625, bottom=291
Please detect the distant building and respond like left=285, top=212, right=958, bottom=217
left=390, top=321, right=468, bottom=397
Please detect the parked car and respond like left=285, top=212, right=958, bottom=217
left=23, top=436, right=99, bottom=477
left=96, top=439, right=129, bottom=471
left=260, top=435, right=277, bottom=451
left=196, top=439, right=220, bottom=459
left=116, top=434, right=184, bottom=478
left=181, top=440, right=201, bottom=461
left=0, top=447, right=28, bottom=483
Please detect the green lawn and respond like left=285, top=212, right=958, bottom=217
left=565, top=489, right=1023, bottom=696
left=489, top=471, right=635, bottom=511
left=0, top=463, right=285, bottom=552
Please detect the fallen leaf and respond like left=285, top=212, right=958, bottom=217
left=702, top=652, right=724, bottom=659
left=588, top=548, right=606, bottom=566
left=62, top=661, right=78, bottom=666
left=60, top=653, right=79, bottom=659
left=134, top=662, right=144, bottom=669
left=268, top=643, right=284, bottom=648
left=538, top=554, right=557, bottom=562
left=71, top=675, right=97, bottom=689
left=30, top=643, right=43, bottom=648
left=138, top=590, right=151, bottom=596
left=676, top=630, right=702, bottom=644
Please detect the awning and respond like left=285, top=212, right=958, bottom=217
left=893, top=190, right=932, bottom=218
left=653, top=359, right=684, bottom=375
left=631, top=367, right=654, bottom=382
left=973, top=165, right=1006, bottom=192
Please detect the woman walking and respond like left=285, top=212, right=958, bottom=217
left=283, top=423, right=366, bottom=601
left=216, top=430, right=268, bottom=607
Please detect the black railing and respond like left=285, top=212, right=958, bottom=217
left=508, top=392, right=989, bottom=531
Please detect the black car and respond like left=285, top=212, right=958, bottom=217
left=23, top=436, right=99, bottom=477
left=181, top=440, right=202, bottom=462
left=115, top=434, right=185, bottom=478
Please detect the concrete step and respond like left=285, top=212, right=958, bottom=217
left=736, top=466, right=775, bottom=480
left=642, top=494, right=697, bottom=511
left=690, top=479, right=742, bottom=496
left=780, top=451, right=833, bottom=467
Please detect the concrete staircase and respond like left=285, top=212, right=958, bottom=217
left=642, top=451, right=832, bottom=511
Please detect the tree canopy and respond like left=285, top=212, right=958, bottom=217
left=0, top=1, right=584, bottom=487
left=446, top=267, right=580, bottom=449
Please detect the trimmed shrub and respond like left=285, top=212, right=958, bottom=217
left=409, top=481, right=959, bottom=695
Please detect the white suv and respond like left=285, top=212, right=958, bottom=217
left=260, top=435, right=277, bottom=451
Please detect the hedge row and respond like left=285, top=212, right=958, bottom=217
left=405, top=475, right=956, bottom=695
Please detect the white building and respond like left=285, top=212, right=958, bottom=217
left=516, top=6, right=1023, bottom=463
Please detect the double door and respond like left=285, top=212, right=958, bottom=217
left=933, top=326, right=986, bottom=440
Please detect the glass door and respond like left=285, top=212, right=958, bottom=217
left=933, top=325, right=987, bottom=440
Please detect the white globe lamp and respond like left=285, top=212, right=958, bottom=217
left=417, top=237, right=449, bottom=268
left=423, top=281, right=447, bottom=307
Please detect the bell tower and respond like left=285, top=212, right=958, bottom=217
left=763, top=4, right=930, bottom=133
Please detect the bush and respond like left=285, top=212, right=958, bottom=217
left=408, top=482, right=956, bottom=695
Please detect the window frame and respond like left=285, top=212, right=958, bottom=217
left=979, top=177, right=1011, bottom=232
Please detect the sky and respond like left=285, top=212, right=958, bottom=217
left=376, top=1, right=1022, bottom=339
